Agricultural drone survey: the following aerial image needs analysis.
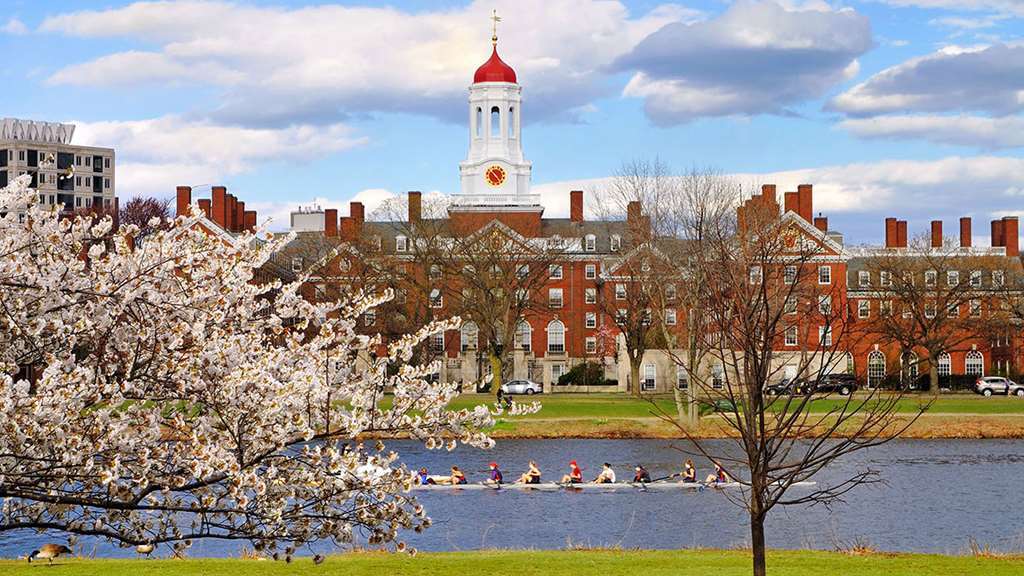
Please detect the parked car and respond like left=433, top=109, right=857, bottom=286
left=500, top=379, right=543, bottom=395
left=764, top=378, right=799, bottom=396
left=797, top=373, right=859, bottom=396
left=973, top=376, right=1024, bottom=397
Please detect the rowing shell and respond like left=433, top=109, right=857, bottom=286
left=410, top=481, right=816, bottom=492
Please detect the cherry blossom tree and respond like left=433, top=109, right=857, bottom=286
left=0, top=175, right=517, bottom=556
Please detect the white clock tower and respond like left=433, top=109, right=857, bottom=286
left=451, top=17, right=537, bottom=212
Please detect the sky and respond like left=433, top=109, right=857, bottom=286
left=2, top=0, right=1023, bottom=243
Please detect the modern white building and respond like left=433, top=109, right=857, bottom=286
left=0, top=118, right=116, bottom=212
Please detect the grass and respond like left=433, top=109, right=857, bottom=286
left=2, top=549, right=1022, bottom=576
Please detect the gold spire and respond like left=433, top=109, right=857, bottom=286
left=490, top=9, right=501, bottom=45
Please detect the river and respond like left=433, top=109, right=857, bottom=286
left=2, top=439, right=1022, bottom=558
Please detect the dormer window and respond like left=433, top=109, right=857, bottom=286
left=610, top=235, right=621, bottom=252
left=396, top=235, right=407, bottom=252
left=584, top=234, right=596, bottom=252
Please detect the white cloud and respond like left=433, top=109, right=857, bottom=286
left=72, top=116, right=366, bottom=197
left=2, top=18, right=28, bottom=35
left=615, top=0, right=872, bottom=124
left=839, top=114, right=1024, bottom=148
left=41, top=0, right=689, bottom=126
left=830, top=43, right=1024, bottom=117
left=930, top=14, right=1009, bottom=29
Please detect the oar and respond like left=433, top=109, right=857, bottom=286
left=649, top=472, right=680, bottom=484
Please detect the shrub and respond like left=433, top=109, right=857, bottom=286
left=557, top=362, right=614, bottom=386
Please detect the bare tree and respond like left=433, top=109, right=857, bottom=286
left=656, top=190, right=924, bottom=576
left=860, top=234, right=1008, bottom=393
left=120, top=196, right=172, bottom=234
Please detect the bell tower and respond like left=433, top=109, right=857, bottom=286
left=452, top=12, right=535, bottom=211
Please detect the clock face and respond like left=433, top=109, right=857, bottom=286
left=485, top=165, right=507, bottom=187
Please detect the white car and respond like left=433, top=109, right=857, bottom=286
left=500, top=379, right=543, bottom=395
left=974, top=376, right=1024, bottom=397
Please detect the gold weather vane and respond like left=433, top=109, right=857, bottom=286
left=491, top=9, right=501, bottom=45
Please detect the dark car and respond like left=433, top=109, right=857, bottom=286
left=796, top=373, right=858, bottom=396
left=764, top=378, right=799, bottom=396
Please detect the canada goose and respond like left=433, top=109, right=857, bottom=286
left=136, top=544, right=155, bottom=557
left=28, top=544, right=72, bottom=563
left=313, top=554, right=325, bottom=565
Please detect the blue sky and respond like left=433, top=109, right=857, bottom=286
left=2, top=0, right=1023, bottom=243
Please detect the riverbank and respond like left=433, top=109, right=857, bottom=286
left=2, top=549, right=1021, bottom=575
left=467, top=394, right=1024, bottom=439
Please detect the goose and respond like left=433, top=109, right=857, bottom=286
left=28, top=544, right=72, bottom=563
left=313, top=554, right=325, bottom=565
left=136, top=544, right=155, bottom=557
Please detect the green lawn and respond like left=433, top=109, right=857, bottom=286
left=445, top=393, right=1024, bottom=418
left=2, top=549, right=1021, bottom=576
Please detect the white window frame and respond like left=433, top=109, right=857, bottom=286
left=858, top=300, right=870, bottom=319
left=819, top=325, right=833, bottom=347
left=549, top=264, right=563, bottom=279
left=970, top=270, right=982, bottom=287
left=784, top=295, right=797, bottom=315
left=676, top=365, right=689, bottom=390
left=585, top=337, right=597, bottom=354
left=547, top=320, right=565, bottom=353
left=858, top=271, right=870, bottom=287
left=993, top=270, right=1005, bottom=287
left=585, top=312, right=597, bottom=329
left=585, top=287, right=596, bottom=304
left=585, top=264, right=596, bottom=279
left=750, top=265, right=763, bottom=285
left=925, top=270, right=937, bottom=287
left=818, top=265, right=831, bottom=285
left=584, top=235, right=596, bottom=252
left=610, top=235, right=621, bottom=252
left=395, top=235, right=407, bottom=252
left=615, top=283, right=626, bottom=300
left=965, top=351, right=984, bottom=376
left=785, top=326, right=798, bottom=347
left=784, top=266, right=797, bottom=285
left=947, top=270, right=959, bottom=287
left=818, top=295, right=831, bottom=315
left=880, top=270, right=892, bottom=287
left=642, top=363, right=657, bottom=391
left=291, top=257, right=303, bottom=273
left=665, top=284, right=676, bottom=301
left=429, top=288, right=443, bottom=308
left=665, top=308, right=677, bottom=326
left=548, top=288, right=563, bottom=308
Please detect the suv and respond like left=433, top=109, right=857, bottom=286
left=974, top=376, right=1024, bottom=397
left=500, top=379, right=543, bottom=395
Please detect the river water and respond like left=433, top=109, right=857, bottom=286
left=2, top=439, right=1022, bottom=558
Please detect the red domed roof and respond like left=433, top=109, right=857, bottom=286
left=473, top=45, right=517, bottom=84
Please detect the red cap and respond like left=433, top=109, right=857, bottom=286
left=569, top=460, right=577, bottom=466
left=489, top=462, right=497, bottom=467
left=474, top=45, right=517, bottom=84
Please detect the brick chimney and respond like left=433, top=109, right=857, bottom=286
left=1003, top=216, right=1019, bottom=257
left=813, top=216, right=828, bottom=232
left=797, top=184, right=813, bottom=222
left=198, top=199, right=212, bottom=220
left=408, top=191, right=422, bottom=223
left=570, top=190, right=584, bottom=223
left=324, top=208, right=338, bottom=237
left=236, top=201, right=246, bottom=233
left=931, top=220, right=943, bottom=248
left=960, top=217, right=972, bottom=247
left=243, top=210, right=257, bottom=233
left=991, top=219, right=1005, bottom=248
left=175, top=186, right=192, bottom=217
left=761, top=184, right=777, bottom=207
left=896, top=220, right=908, bottom=248
left=211, top=186, right=227, bottom=229
left=885, top=217, right=897, bottom=248
left=784, top=192, right=798, bottom=214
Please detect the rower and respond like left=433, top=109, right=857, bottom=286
left=516, top=461, right=542, bottom=484
left=484, top=461, right=503, bottom=485
left=448, top=465, right=468, bottom=485
left=593, top=462, right=616, bottom=484
left=705, top=462, right=731, bottom=484
left=633, top=464, right=651, bottom=484
left=681, top=459, right=697, bottom=483
left=414, top=467, right=434, bottom=485
left=560, top=460, right=583, bottom=484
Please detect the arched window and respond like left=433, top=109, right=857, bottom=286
left=867, top=350, right=886, bottom=389
left=508, top=106, right=515, bottom=138
left=965, top=350, right=984, bottom=376
left=491, top=106, right=501, bottom=137
left=937, top=352, right=951, bottom=377
left=460, top=322, right=478, bottom=351
left=475, top=107, right=482, bottom=137
left=546, top=320, right=565, bottom=353
left=516, top=320, right=532, bottom=352
left=901, top=351, right=919, bottom=387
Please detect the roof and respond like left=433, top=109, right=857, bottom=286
left=473, top=45, right=517, bottom=84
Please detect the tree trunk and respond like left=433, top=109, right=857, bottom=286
left=489, top=352, right=504, bottom=395
left=929, top=356, right=940, bottom=396
left=751, top=511, right=767, bottom=576
left=630, top=359, right=642, bottom=398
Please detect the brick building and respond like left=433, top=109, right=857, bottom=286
left=175, top=36, right=1024, bottom=395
